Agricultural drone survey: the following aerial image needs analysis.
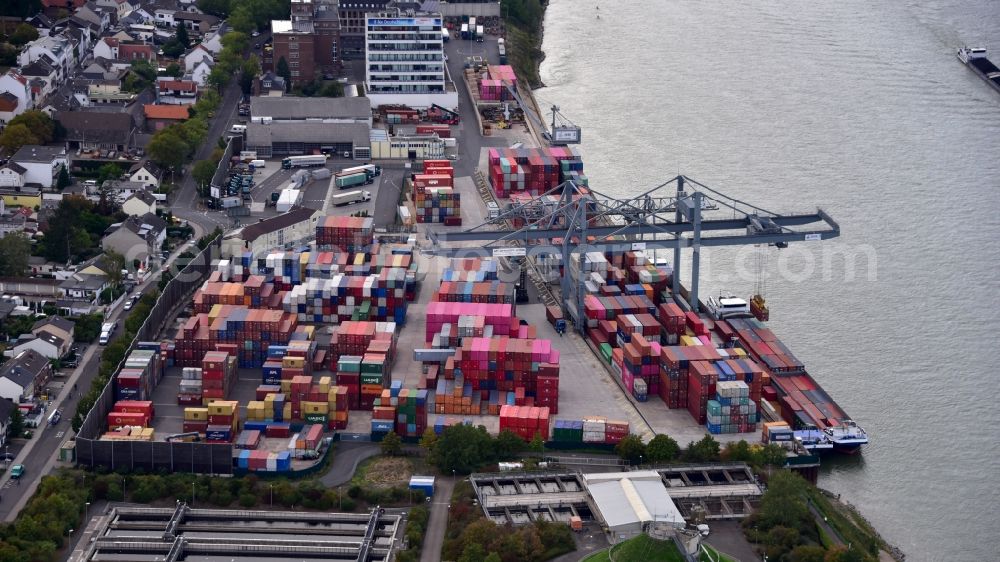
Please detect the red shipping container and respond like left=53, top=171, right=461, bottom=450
left=183, top=421, right=208, bottom=433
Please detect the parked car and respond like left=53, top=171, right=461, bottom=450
left=10, top=464, right=24, bottom=479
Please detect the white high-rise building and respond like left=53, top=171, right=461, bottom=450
left=364, top=9, right=457, bottom=109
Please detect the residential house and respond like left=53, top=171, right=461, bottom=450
left=144, top=103, right=190, bottom=130
left=87, top=80, right=136, bottom=105
left=17, top=35, right=75, bottom=84
left=12, top=329, right=68, bottom=360
left=200, top=24, right=227, bottom=55
left=0, top=398, right=15, bottom=448
left=56, top=110, right=137, bottom=151
left=174, top=11, right=220, bottom=32
left=31, top=316, right=76, bottom=344
left=92, top=37, right=120, bottom=60
left=101, top=212, right=167, bottom=266
left=121, top=189, right=157, bottom=216
left=41, top=0, right=87, bottom=17
left=74, top=2, right=113, bottom=34
left=0, top=350, right=52, bottom=403
left=128, top=159, right=163, bottom=189
left=58, top=271, right=109, bottom=302
left=0, top=71, right=34, bottom=127
left=18, top=59, right=60, bottom=105
left=8, top=146, right=68, bottom=189
left=0, top=213, right=27, bottom=238
left=0, top=187, right=42, bottom=208
left=182, top=44, right=213, bottom=73
left=155, top=78, right=197, bottom=105
left=0, top=164, right=26, bottom=189
left=80, top=58, right=122, bottom=81
left=256, top=71, right=286, bottom=96
left=94, top=0, right=134, bottom=22
left=222, top=206, right=323, bottom=260
left=100, top=179, right=146, bottom=202
left=188, top=59, right=212, bottom=87
left=123, top=6, right=155, bottom=25
left=154, top=8, right=175, bottom=27
left=119, top=42, right=156, bottom=63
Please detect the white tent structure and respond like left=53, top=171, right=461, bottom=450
left=584, top=471, right=686, bottom=538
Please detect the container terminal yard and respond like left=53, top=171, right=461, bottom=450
left=67, top=63, right=866, bottom=483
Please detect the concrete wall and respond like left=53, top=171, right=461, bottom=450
left=365, top=90, right=459, bottom=111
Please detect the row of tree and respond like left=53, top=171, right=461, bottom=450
left=614, top=432, right=791, bottom=468
left=36, top=196, right=123, bottom=264
left=0, top=110, right=59, bottom=154
left=197, top=0, right=290, bottom=33
left=416, top=424, right=543, bottom=474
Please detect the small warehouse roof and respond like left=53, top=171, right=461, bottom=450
left=246, top=122, right=371, bottom=148
left=250, top=96, right=371, bottom=121
left=584, top=471, right=685, bottom=530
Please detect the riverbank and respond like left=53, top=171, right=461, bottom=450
left=502, top=0, right=548, bottom=89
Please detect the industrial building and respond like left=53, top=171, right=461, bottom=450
left=583, top=471, right=687, bottom=538
left=269, top=0, right=341, bottom=85
left=364, top=9, right=458, bottom=108
left=69, top=504, right=402, bottom=562
left=471, top=471, right=594, bottom=526
left=250, top=96, right=372, bottom=126
left=368, top=129, right=446, bottom=159
left=245, top=121, right=371, bottom=159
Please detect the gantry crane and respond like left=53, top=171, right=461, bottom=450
left=425, top=175, right=840, bottom=333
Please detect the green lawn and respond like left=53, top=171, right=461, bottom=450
left=582, top=534, right=685, bottom=562
left=700, top=544, right=738, bottom=562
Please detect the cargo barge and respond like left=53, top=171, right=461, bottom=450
left=957, top=47, right=1000, bottom=94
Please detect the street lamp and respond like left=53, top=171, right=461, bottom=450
left=122, top=477, right=126, bottom=500
left=269, top=484, right=273, bottom=507
left=85, top=502, right=90, bottom=522
left=67, top=528, right=74, bottom=543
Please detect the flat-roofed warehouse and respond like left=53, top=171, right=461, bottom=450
left=250, top=96, right=373, bottom=126
left=246, top=121, right=372, bottom=159
left=583, top=471, right=686, bottom=538
left=69, top=504, right=402, bottom=561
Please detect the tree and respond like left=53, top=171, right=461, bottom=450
left=56, top=164, right=71, bottom=190
left=10, top=23, right=39, bottom=46
left=0, top=233, right=31, bottom=277
left=9, top=110, right=55, bottom=143
left=163, top=62, right=183, bottom=78
left=755, top=471, right=810, bottom=532
left=380, top=431, right=402, bottom=456
left=192, top=159, right=216, bottom=196
left=8, top=407, right=24, bottom=439
left=753, top=443, right=789, bottom=468
left=221, top=31, right=249, bottom=54
left=824, top=546, right=867, bottom=562
left=104, top=249, right=126, bottom=299
left=239, top=54, right=261, bottom=94
left=148, top=128, right=189, bottom=171
left=645, top=433, right=681, bottom=463
left=419, top=427, right=438, bottom=454
left=789, top=545, right=828, bottom=562
left=722, top=439, right=754, bottom=463
left=614, top=434, right=646, bottom=464
left=197, top=0, right=231, bottom=18
left=39, top=196, right=116, bottom=263
left=431, top=424, right=495, bottom=474
left=684, top=435, right=721, bottom=462
left=175, top=23, right=190, bottom=48
left=0, top=0, right=42, bottom=19
left=483, top=553, right=502, bottom=562
left=494, top=430, right=525, bottom=460
left=0, top=123, right=36, bottom=153
left=98, top=162, right=123, bottom=184
left=528, top=432, right=544, bottom=453
left=229, top=5, right=254, bottom=34
left=161, top=39, right=185, bottom=59
left=319, top=80, right=344, bottom=97
left=207, top=67, right=230, bottom=92
left=276, top=56, right=291, bottom=90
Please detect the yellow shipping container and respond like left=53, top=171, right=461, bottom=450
left=298, top=325, right=315, bottom=339
left=282, top=356, right=306, bottom=369
left=184, top=407, right=208, bottom=421
left=283, top=403, right=293, bottom=421
left=317, top=376, right=331, bottom=394
left=208, top=303, right=225, bottom=321
left=680, top=335, right=701, bottom=346
left=302, top=401, right=329, bottom=414
left=280, top=380, right=292, bottom=393
left=208, top=401, right=237, bottom=416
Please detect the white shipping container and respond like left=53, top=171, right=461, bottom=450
left=583, top=431, right=606, bottom=443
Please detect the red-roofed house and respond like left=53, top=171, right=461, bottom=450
left=119, top=43, right=155, bottom=63
left=156, top=79, right=198, bottom=105
left=0, top=70, right=33, bottom=129
left=143, top=104, right=191, bottom=130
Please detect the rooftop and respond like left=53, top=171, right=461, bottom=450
left=583, top=471, right=686, bottom=529
left=11, top=145, right=67, bottom=164
left=246, top=122, right=371, bottom=148
left=230, top=206, right=320, bottom=243
left=32, top=315, right=75, bottom=335
left=0, top=349, right=49, bottom=388
left=144, top=104, right=191, bottom=120
left=250, top=96, right=371, bottom=120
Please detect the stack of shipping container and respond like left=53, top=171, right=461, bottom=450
left=315, top=216, right=375, bottom=253
left=498, top=405, right=550, bottom=441
left=115, top=349, right=162, bottom=401
left=371, top=382, right=429, bottom=438
left=105, top=400, right=155, bottom=436
left=706, top=380, right=757, bottom=434
left=412, top=161, right=460, bottom=225
left=205, top=400, right=240, bottom=443
left=201, top=351, right=237, bottom=402
left=487, top=146, right=584, bottom=198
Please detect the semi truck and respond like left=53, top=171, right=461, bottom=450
left=341, top=164, right=382, bottom=178
left=476, top=25, right=484, bottom=42
left=461, top=23, right=469, bottom=40
left=442, top=28, right=450, bottom=42
left=335, top=171, right=372, bottom=189
left=220, top=196, right=242, bottom=209
left=331, top=190, right=371, bottom=206
left=276, top=189, right=303, bottom=212
left=281, top=154, right=328, bottom=169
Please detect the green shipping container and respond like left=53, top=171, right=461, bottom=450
left=304, top=413, right=327, bottom=424
left=599, top=343, right=613, bottom=363
left=361, top=374, right=383, bottom=385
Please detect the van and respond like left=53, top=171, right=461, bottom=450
left=249, top=159, right=266, bottom=168
left=229, top=124, right=247, bottom=134
left=99, top=331, right=110, bottom=345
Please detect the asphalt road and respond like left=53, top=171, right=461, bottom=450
left=168, top=81, right=244, bottom=234
left=419, top=475, right=456, bottom=562
left=0, top=243, right=197, bottom=523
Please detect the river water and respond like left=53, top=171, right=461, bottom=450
left=538, top=1, right=1000, bottom=560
